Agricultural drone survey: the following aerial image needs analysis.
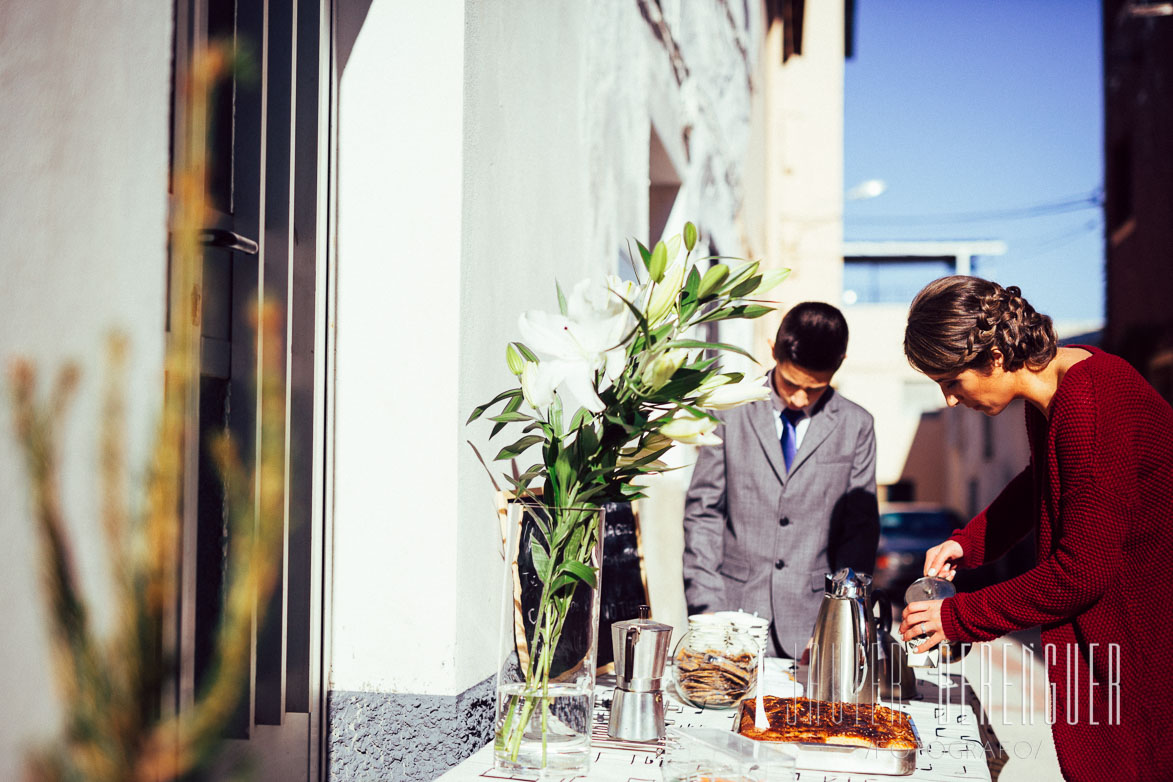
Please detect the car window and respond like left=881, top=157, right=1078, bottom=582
left=879, top=511, right=960, bottom=538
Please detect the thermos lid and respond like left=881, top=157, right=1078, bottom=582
left=828, top=567, right=864, bottom=598
left=904, top=576, right=956, bottom=604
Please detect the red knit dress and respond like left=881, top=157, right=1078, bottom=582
left=940, top=347, right=1173, bottom=781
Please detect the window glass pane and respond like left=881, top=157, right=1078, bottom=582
left=843, top=259, right=954, bottom=304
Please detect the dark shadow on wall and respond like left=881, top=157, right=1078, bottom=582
left=336, top=0, right=374, bottom=76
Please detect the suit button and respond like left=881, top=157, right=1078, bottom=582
left=779, top=517, right=790, bottom=527
left=775, top=559, right=785, bottom=569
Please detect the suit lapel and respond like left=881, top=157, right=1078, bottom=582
left=788, top=390, right=840, bottom=476
left=749, top=399, right=788, bottom=483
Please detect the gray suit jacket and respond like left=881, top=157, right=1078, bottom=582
left=682, top=385, right=879, bottom=656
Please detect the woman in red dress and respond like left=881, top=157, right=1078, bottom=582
left=899, top=275, right=1173, bottom=781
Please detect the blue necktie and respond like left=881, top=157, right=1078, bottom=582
left=780, top=409, right=803, bottom=472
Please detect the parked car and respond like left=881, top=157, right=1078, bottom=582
left=872, top=503, right=965, bottom=598
left=873, top=502, right=1024, bottom=603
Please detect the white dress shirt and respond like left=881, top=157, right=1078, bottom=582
left=768, top=373, right=814, bottom=448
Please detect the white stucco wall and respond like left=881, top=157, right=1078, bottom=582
left=0, top=2, right=172, bottom=777
left=457, top=0, right=768, bottom=694
left=331, top=0, right=465, bottom=695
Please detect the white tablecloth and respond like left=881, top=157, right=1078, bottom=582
left=439, top=659, right=992, bottom=782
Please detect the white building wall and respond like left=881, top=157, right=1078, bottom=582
left=0, top=2, right=173, bottom=778
left=331, top=0, right=466, bottom=696
left=331, top=0, right=771, bottom=701
left=754, top=2, right=846, bottom=360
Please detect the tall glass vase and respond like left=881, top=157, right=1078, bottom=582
left=494, top=500, right=605, bottom=775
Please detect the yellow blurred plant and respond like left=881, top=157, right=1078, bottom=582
left=8, top=42, right=283, bottom=781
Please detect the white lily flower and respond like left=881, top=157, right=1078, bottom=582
left=520, top=360, right=559, bottom=411
left=699, top=378, right=771, bottom=410
left=660, top=413, right=722, bottom=446
left=517, top=278, right=634, bottom=415
left=607, top=275, right=641, bottom=309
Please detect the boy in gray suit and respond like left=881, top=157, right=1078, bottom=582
left=682, top=302, right=879, bottom=657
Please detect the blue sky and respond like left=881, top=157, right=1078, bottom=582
left=844, top=0, right=1104, bottom=324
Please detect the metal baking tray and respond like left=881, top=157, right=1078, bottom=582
left=733, top=709, right=922, bottom=776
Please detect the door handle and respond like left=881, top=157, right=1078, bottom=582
left=200, top=228, right=259, bottom=255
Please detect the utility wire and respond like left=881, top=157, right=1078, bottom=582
left=848, top=189, right=1103, bottom=226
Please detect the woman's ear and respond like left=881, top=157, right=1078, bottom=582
left=990, top=347, right=1005, bottom=369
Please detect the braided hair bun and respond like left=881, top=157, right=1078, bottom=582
left=904, top=276, right=1057, bottom=375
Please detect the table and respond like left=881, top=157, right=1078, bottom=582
left=439, top=660, right=993, bottom=781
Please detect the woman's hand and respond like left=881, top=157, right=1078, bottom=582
left=924, top=539, right=963, bottom=581
left=899, top=599, right=946, bottom=652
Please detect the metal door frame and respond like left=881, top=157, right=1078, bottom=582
left=169, top=1, right=335, bottom=779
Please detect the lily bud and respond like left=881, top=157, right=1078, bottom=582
left=699, top=379, right=770, bottom=410
left=506, top=344, right=525, bottom=376
left=646, top=260, right=687, bottom=325
left=660, top=413, right=722, bottom=446
left=697, top=263, right=730, bottom=299
left=642, top=348, right=688, bottom=390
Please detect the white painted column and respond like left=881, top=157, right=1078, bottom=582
left=0, top=3, right=172, bottom=778
left=332, top=0, right=465, bottom=697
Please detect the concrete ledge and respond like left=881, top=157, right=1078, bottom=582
left=328, top=676, right=495, bottom=781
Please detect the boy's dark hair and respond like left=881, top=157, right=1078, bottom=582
left=772, top=302, right=849, bottom=373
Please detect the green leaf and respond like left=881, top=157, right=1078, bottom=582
left=737, top=304, right=774, bottom=319
left=693, top=306, right=733, bottom=324
left=635, top=239, right=652, bottom=269
left=648, top=241, right=668, bottom=282
left=489, top=410, right=533, bottom=424
left=530, top=539, right=551, bottom=581
left=627, top=446, right=671, bottom=468
left=668, top=339, right=758, bottom=363
left=697, top=263, right=730, bottom=299
left=684, top=265, right=701, bottom=300
left=495, top=434, right=544, bottom=461
left=676, top=266, right=701, bottom=322
left=556, top=281, right=568, bottom=316
left=559, top=560, right=598, bottom=588
left=467, top=388, right=523, bottom=424
left=512, top=341, right=539, bottom=363
left=729, top=274, right=762, bottom=299
left=649, top=367, right=711, bottom=400
left=568, top=406, right=591, bottom=433
left=722, top=261, right=760, bottom=293
left=548, top=572, right=581, bottom=594
left=576, top=422, right=599, bottom=460
left=553, top=449, right=576, bottom=500
left=753, top=268, right=791, bottom=296
left=617, top=482, right=647, bottom=499
left=684, top=221, right=698, bottom=251
left=550, top=395, right=564, bottom=439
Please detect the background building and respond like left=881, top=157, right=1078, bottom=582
left=1102, top=0, right=1173, bottom=402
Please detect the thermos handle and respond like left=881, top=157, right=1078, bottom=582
left=873, top=588, right=892, bottom=636
left=851, top=598, right=868, bottom=696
